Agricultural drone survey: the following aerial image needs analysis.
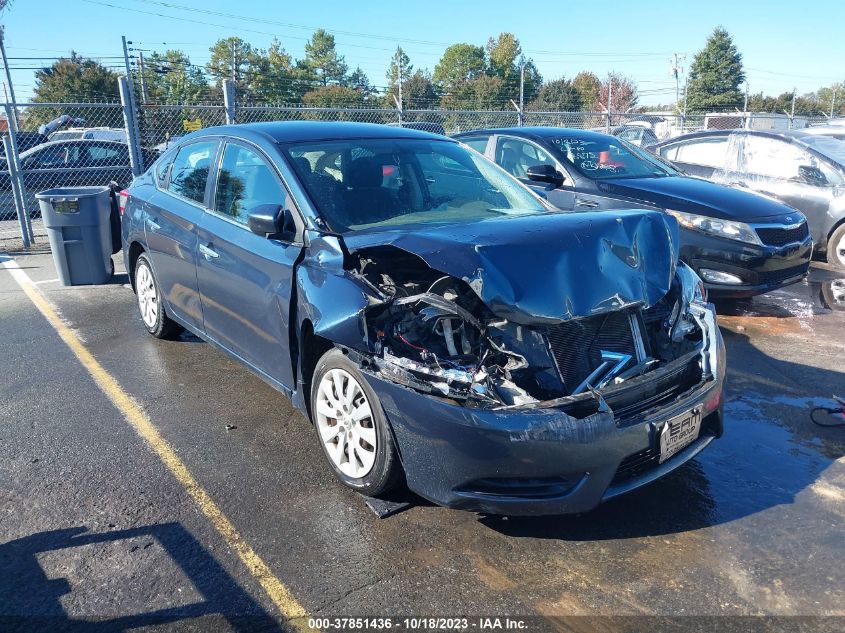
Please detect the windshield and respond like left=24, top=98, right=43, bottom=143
left=283, top=139, right=547, bottom=232
left=548, top=135, right=679, bottom=180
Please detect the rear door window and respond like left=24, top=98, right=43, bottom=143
left=168, top=140, right=217, bottom=204
left=661, top=137, right=729, bottom=168
left=459, top=136, right=490, bottom=154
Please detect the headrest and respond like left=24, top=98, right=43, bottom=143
left=293, top=156, right=312, bottom=175
left=347, top=157, right=383, bottom=188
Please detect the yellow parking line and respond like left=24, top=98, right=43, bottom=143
left=1, top=256, right=310, bottom=630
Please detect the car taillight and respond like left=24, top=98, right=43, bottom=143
left=118, top=189, right=129, bottom=215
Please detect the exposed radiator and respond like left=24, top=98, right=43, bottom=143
left=545, top=310, right=643, bottom=394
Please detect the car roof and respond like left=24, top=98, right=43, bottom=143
left=181, top=121, right=454, bottom=144
left=454, top=127, right=615, bottom=142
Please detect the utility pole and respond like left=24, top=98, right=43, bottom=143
left=137, top=52, right=148, bottom=103
left=606, top=75, right=613, bottom=133
left=743, top=81, right=749, bottom=129
left=231, top=40, right=237, bottom=84
left=0, top=26, right=20, bottom=129
left=681, top=73, right=689, bottom=132
left=669, top=53, right=685, bottom=108
left=518, top=63, right=525, bottom=126
left=395, top=47, right=403, bottom=122
left=831, top=85, right=839, bottom=118
left=121, top=36, right=144, bottom=173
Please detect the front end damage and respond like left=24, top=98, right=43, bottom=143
left=305, top=211, right=725, bottom=514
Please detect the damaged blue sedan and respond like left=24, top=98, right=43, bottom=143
left=121, top=122, right=725, bottom=516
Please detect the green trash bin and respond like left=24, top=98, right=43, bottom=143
left=36, top=186, right=115, bottom=286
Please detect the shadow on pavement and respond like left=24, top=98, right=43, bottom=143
left=0, top=523, right=288, bottom=632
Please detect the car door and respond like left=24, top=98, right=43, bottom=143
left=21, top=143, right=74, bottom=192
left=83, top=142, right=133, bottom=188
left=658, top=134, right=732, bottom=179
left=492, top=135, right=576, bottom=210
left=144, top=138, right=219, bottom=331
left=737, top=135, right=838, bottom=243
left=195, top=139, right=304, bottom=389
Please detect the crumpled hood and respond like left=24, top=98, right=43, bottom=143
left=598, top=176, right=795, bottom=221
left=342, top=210, right=680, bottom=325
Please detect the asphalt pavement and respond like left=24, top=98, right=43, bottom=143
left=2, top=248, right=845, bottom=632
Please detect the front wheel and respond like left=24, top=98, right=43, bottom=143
left=827, top=224, right=845, bottom=271
left=134, top=253, right=183, bottom=339
left=310, top=349, right=403, bottom=496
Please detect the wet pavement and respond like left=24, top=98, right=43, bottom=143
left=1, top=250, right=845, bottom=631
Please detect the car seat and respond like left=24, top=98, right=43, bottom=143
left=342, top=157, right=394, bottom=226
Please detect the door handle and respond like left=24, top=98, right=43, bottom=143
left=575, top=198, right=600, bottom=208
left=147, top=218, right=161, bottom=231
left=199, top=243, right=219, bottom=259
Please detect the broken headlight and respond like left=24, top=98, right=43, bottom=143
left=666, top=209, right=762, bottom=246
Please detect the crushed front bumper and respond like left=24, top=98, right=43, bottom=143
left=364, top=305, right=726, bottom=516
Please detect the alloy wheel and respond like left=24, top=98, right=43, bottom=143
left=314, top=368, right=377, bottom=478
left=136, top=264, right=158, bottom=328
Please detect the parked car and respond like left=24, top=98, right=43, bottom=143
left=387, top=121, right=447, bottom=136
left=651, top=129, right=845, bottom=269
left=122, top=121, right=725, bottom=516
left=0, top=131, right=48, bottom=157
left=794, top=125, right=845, bottom=142
left=455, top=127, right=812, bottom=298
left=48, top=127, right=127, bottom=143
left=612, top=125, right=659, bottom=147
left=0, top=139, right=148, bottom=220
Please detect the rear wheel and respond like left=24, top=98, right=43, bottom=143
left=310, top=349, right=402, bottom=496
left=134, top=254, right=183, bottom=339
left=828, top=224, right=845, bottom=270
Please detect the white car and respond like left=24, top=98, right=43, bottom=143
left=49, top=127, right=127, bottom=143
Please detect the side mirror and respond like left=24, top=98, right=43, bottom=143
left=526, top=164, right=565, bottom=187
left=247, top=204, right=297, bottom=241
left=798, top=165, right=828, bottom=187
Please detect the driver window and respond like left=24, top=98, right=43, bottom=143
left=741, top=136, right=813, bottom=181
left=215, top=143, right=286, bottom=224
left=495, top=137, right=556, bottom=179
left=663, top=137, right=729, bottom=168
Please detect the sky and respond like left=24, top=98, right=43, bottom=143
left=1, top=0, right=843, bottom=105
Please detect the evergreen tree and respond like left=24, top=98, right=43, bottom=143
left=303, top=29, right=348, bottom=86
left=686, top=27, right=745, bottom=112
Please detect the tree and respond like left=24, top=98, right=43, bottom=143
left=686, top=27, right=745, bottom=112
left=206, top=37, right=264, bottom=89
left=433, top=43, right=486, bottom=97
left=347, top=66, right=374, bottom=96
left=599, top=72, right=639, bottom=113
left=529, top=78, right=582, bottom=111
left=142, top=50, right=209, bottom=104
left=816, top=83, right=845, bottom=117
left=385, top=46, right=413, bottom=95
left=33, top=53, right=120, bottom=103
left=248, top=39, right=313, bottom=103
left=442, top=75, right=505, bottom=109
left=402, top=71, right=439, bottom=109
left=28, top=54, right=120, bottom=129
left=485, top=33, right=541, bottom=103
left=303, top=29, right=348, bottom=86
left=573, top=71, right=601, bottom=110
left=302, top=85, right=366, bottom=108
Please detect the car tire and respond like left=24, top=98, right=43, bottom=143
left=134, top=253, right=183, bottom=339
left=827, top=224, right=845, bottom=271
left=310, top=348, right=403, bottom=497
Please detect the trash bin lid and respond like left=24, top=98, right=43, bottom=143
left=35, top=186, right=112, bottom=201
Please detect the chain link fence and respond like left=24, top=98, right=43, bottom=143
left=0, top=82, right=832, bottom=247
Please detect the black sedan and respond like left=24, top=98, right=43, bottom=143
left=1, top=139, right=143, bottom=220
left=651, top=129, right=845, bottom=270
left=455, top=127, right=813, bottom=298
left=121, top=121, right=724, bottom=515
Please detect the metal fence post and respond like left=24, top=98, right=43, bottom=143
left=118, top=76, right=143, bottom=177
left=2, top=134, right=29, bottom=248
left=223, top=79, right=237, bottom=125
left=4, top=101, right=34, bottom=242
